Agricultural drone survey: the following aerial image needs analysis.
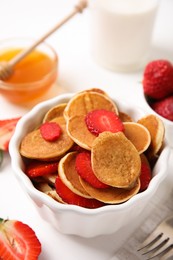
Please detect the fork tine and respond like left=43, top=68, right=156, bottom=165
left=142, top=237, right=169, bottom=255
left=147, top=244, right=173, bottom=260
left=138, top=233, right=163, bottom=251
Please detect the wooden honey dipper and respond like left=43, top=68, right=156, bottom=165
left=0, top=0, right=87, bottom=81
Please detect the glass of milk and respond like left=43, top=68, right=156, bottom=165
left=88, top=0, right=160, bottom=72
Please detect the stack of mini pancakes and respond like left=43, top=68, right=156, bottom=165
left=20, top=89, right=165, bottom=208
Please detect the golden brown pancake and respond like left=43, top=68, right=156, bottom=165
left=91, top=132, right=141, bottom=189
left=20, top=117, right=74, bottom=160
left=58, top=152, right=91, bottom=198
left=64, top=91, right=118, bottom=120
left=80, top=88, right=108, bottom=96
left=80, top=177, right=140, bottom=204
left=137, top=115, right=165, bottom=158
left=42, top=173, right=57, bottom=186
left=34, top=182, right=65, bottom=203
left=119, top=111, right=133, bottom=122
left=43, top=103, right=67, bottom=122
left=123, top=122, right=151, bottom=154
left=67, top=115, right=96, bottom=150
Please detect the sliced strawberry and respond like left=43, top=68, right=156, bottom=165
left=139, top=159, right=152, bottom=192
left=0, top=117, right=21, bottom=151
left=75, top=152, right=109, bottom=189
left=0, top=218, right=41, bottom=260
left=40, top=122, right=61, bottom=142
left=55, top=176, right=104, bottom=208
left=25, top=160, right=58, bottom=178
left=85, top=109, right=124, bottom=136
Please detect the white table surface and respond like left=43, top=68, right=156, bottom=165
left=0, top=0, right=173, bottom=259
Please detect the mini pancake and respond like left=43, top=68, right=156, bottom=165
left=118, top=111, right=133, bottom=122
left=80, top=177, right=140, bottom=204
left=137, top=115, right=165, bottom=158
left=91, top=132, right=141, bottom=189
left=20, top=117, right=74, bottom=160
left=46, top=190, right=66, bottom=204
left=80, top=88, right=108, bottom=96
left=58, top=152, right=91, bottom=198
left=123, top=122, right=151, bottom=154
left=64, top=91, right=118, bottom=120
left=67, top=115, right=96, bottom=150
left=43, top=103, right=67, bottom=122
left=34, top=182, right=66, bottom=203
left=42, top=173, right=57, bottom=186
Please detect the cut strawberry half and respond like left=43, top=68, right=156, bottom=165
left=55, top=176, right=104, bottom=208
left=75, top=152, right=109, bottom=189
left=40, top=122, right=61, bottom=142
left=139, top=159, right=152, bottom=192
left=85, top=109, right=124, bottom=136
left=0, top=218, right=41, bottom=260
left=25, top=160, right=58, bottom=178
left=0, top=117, right=21, bottom=151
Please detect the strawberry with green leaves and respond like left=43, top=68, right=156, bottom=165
left=0, top=218, right=41, bottom=260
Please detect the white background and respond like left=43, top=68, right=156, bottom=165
left=0, top=0, right=173, bottom=259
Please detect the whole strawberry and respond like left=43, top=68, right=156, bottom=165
left=143, top=60, right=173, bottom=100
left=151, top=96, right=173, bottom=121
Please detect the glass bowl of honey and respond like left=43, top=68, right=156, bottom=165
left=0, top=38, right=58, bottom=104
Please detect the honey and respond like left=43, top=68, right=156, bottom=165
left=0, top=47, right=58, bottom=104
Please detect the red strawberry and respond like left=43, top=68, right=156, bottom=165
left=151, top=96, right=173, bottom=121
left=0, top=218, right=41, bottom=260
left=40, top=122, right=61, bottom=142
left=55, top=176, right=104, bottom=208
left=75, top=152, right=109, bottom=189
left=143, top=60, right=173, bottom=99
left=139, top=157, right=152, bottom=192
left=0, top=117, right=21, bottom=151
left=85, top=109, right=124, bottom=136
left=25, top=160, right=58, bottom=178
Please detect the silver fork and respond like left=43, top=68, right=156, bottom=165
left=137, top=215, right=173, bottom=260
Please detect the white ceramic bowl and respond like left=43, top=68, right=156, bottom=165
left=9, top=93, right=170, bottom=238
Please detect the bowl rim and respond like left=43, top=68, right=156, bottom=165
left=9, top=92, right=170, bottom=216
left=0, top=37, right=58, bottom=90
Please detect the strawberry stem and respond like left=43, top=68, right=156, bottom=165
left=0, top=218, right=4, bottom=223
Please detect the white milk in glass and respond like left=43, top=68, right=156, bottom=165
left=89, top=0, right=160, bottom=72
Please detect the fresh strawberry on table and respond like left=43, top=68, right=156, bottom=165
left=0, top=117, right=21, bottom=151
left=151, top=95, right=173, bottom=121
left=0, top=218, right=41, bottom=260
left=85, top=109, right=124, bottom=136
left=75, top=151, right=109, bottom=189
left=143, top=59, right=173, bottom=100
